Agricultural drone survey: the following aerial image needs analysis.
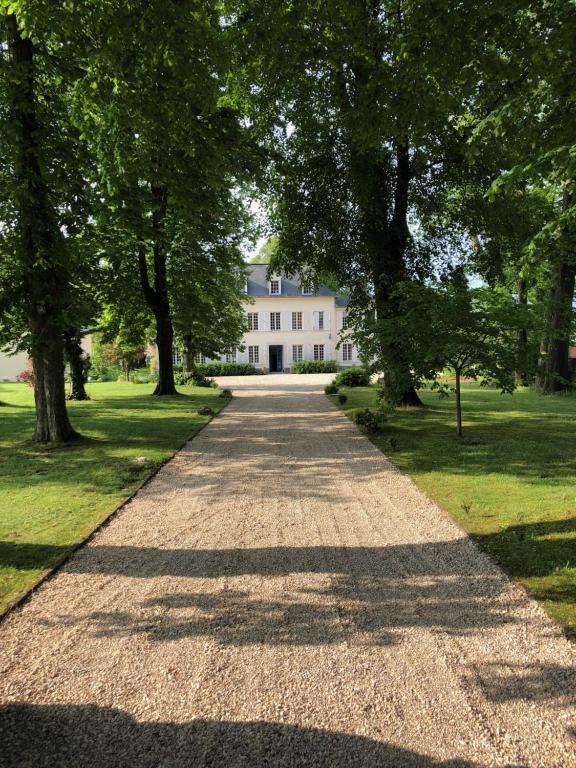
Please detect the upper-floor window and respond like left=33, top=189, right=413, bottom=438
left=342, top=343, right=353, bottom=362
left=318, top=311, right=325, bottom=331
left=270, top=312, right=281, bottom=331
left=248, top=346, right=259, bottom=364
left=341, top=314, right=350, bottom=330
left=247, top=312, right=258, bottom=331
left=314, top=344, right=325, bottom=361
left=269, top=278, right=280, bottom=295
left=292, top=311, right=302, bottom=330
left=301, top=283, right=313, bottom=295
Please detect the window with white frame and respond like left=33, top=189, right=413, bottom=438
left=341, top=314, right=350, bottom=330
left=292, top=311, right=302, bottom=330
left=292, top=344, right=303, bottom=362
left=172, top=349, right=182, bottom=365
left=301, top=282, right=313, bottom=295
left=247, top=312, right=258, bottom=331
left=269, top=278, right=280, bottom=295
left=342, top=343, right=353, bottom=361
left=270, top=311, right=281, bottom=331
left=195, top=353, right=207, bottom=364
left=248, top=346, right=259, bottom=364
left=318, top=311, right=325, bottom=330
left=313, top=344, right=325, bottom=361
left=225, top=351, right=236, bottom=363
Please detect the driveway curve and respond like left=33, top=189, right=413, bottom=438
left=1, top=374, right=575, bottom=767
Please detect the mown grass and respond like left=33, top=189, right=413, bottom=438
left=0, top=381, right=227, bottom=614
left=336, top=383, right=576, bottom=637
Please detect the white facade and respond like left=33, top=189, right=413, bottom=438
left=228, top=265, right=360, bottom=372
left=0, top=350, right=30, bottom=382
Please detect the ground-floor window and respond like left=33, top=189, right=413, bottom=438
left=225, top=351, right=236, bottom=363
left=172, top=349, right=182, bottom=365
left=195, top=354, right=207, bottom=364
left=248, top=346, right=259, bottom=364
left=342, top=343, right=353, bottom=362
left=292, top=344, right=303, bottom=362
left=313, top=344, right=325, bottom=361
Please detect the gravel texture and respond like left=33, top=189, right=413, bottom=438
left=1, top=374, right=575, bottom=768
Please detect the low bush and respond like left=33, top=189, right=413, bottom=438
left=325, top=381, right=339, bottom=395
left=337, top=393, right=347, bottom=405
left=334, top=366, right=370, bottom=387
left=353, top=408, right=385, bottom=434
left=197, top=406, right=215, bottom=416
left=292, top=360, right=338, bottom=374
left=219, top=388, right=233, bottom=399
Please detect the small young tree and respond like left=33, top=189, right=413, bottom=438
left=393, top=272, right=526, bottom=437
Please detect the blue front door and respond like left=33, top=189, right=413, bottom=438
left=269, top=345, right=283, bottom=372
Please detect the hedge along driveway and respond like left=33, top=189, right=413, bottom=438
left=0, top=381, right=227, bottom=614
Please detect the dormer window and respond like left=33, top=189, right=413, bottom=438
left=301, top=285, right=313, bottom=295
left=269, top=277, right=280, bottom=295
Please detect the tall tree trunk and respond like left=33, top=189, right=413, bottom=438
left=455, top=367, right=463, bottom=437
left=6, top=13, right=78, bottom=441
left=182, top=334, right=194, bottom=375
left=537, top=186, right=575, bottom=393
left=64, top=333, right=90, bottom=401
left=370, top=142, right=422, bottom=407
left=515, top=277, right=529, bottom=386
left=137, top=186, right=177, bottom=396
left=154, top=313, right=176, bottom=394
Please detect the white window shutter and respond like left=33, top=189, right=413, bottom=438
left=259, top=311, right=267, bottom=331
left=325, top=311, right=331, bottom=331
left=312, top=311, right=318, bottom=331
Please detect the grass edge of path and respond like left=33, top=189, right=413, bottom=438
left=326, top=386, right=576, bottom=642
left=0, top=393, right=232, bottom=623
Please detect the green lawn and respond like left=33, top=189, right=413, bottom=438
left=0, top=381, right=227, bottom=614
left=336, top=383, right=576, bottom=637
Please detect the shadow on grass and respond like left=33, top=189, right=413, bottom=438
left=0, top=703, right=481, bottom=768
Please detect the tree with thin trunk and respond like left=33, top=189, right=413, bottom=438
left=390, top=271, right=522, bottom=437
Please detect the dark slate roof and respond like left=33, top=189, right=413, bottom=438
left=247, top=264, right=348, bottom=306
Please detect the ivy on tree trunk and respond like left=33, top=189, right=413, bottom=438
left=64, top=333, right=90, bottom=401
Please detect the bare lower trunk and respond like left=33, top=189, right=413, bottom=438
left=153, top=312, right=177, bottom=396
left=137, top=186, right=177, bottom=396
left=7, top=12, right=78, bottom=441
left=64, top=333, right=90, bottom=401
left=32, top=321, right=79, bottom=442
left=182, top=334, right=194, bottom=375
left=515, top=278, right=529, bottom=386
left=455, top=368, right=463, bottom=437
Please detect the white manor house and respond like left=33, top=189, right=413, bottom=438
left=195, top=264, right=360, bottom=373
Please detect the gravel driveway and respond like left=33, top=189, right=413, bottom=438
left=1, top=374, right=575, bottom=767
